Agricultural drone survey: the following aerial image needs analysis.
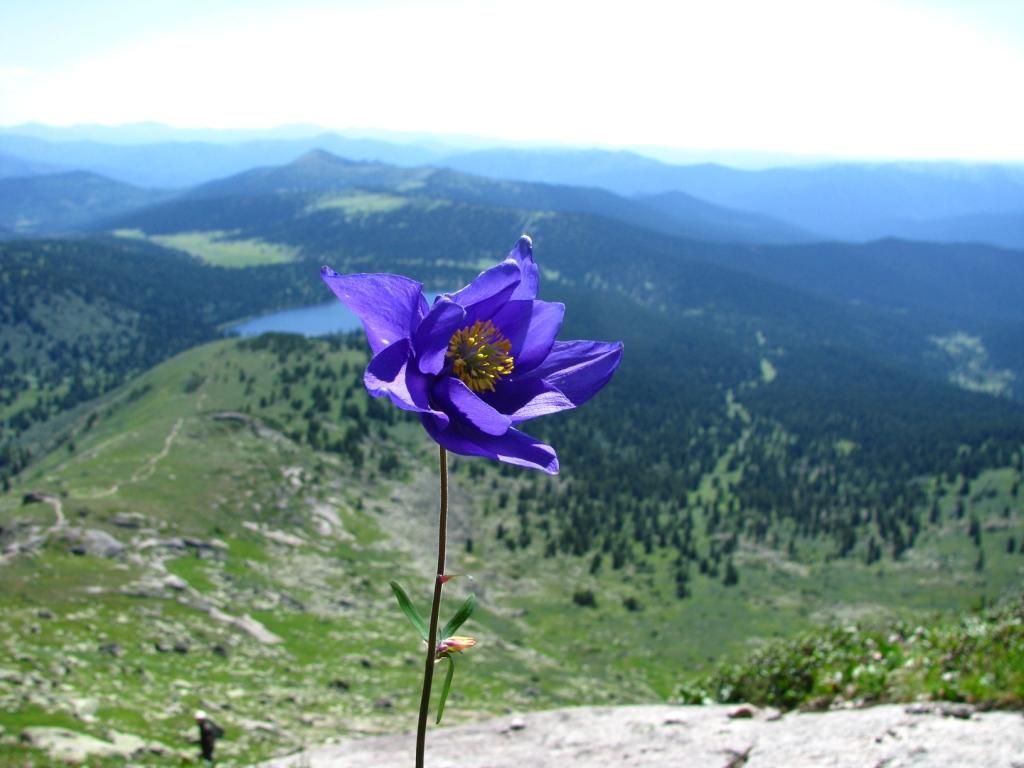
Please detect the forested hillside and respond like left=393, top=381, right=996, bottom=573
left=0, top=238, right=323, bottom=483
left=2, top=331, right=1021, bottom=764
left=0, top=171, right=169, bottom=235
left=4, top=223, right=1022, bottom=569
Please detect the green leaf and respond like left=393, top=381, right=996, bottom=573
left=440, top=593, right=476, bottom=641
left=436, top=655, right=456, bottom=724
left=390, top=581, right=428, bottom=642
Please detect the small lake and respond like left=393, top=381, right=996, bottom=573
left=228, top=291, right=450, bottom=338
left=228, top=301, right=363, bottom=338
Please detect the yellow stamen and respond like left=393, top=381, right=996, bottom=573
left=446, top=320, right=514, bottom=393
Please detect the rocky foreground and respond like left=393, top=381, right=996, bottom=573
left=260, top=704, right=1024, bottom=768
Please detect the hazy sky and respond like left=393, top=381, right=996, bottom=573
left=2, top=0, right=1023, bottom=160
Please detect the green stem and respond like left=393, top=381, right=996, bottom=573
left=415, top=446, right=448, bottom=768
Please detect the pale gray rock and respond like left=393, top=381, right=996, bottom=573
left=183, top=536, right=227, bottom=553
left=70, top=697, right=99, bottom=721
left=111, top=512, right=146, bottom=529
left=258, top=704, right=1024, bottom=768
left=137, top=536, right=186, bottom=551
left=21, top=727, right=116, bottom=761
left=904, top=704, right=934, bottom=715
left=162, top=574, right=189, bottom=591
left=60, top=528, right=123, bottom=558
left=938, top=703, right=975, bottom=720
left=20, top=726, right=175, bottom=762
left=238, top=718, right=281, bottom=735
left=154, top=639, right=174, bottom=653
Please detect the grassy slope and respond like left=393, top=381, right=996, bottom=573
left=113, top=228, right=298, bottom=268
left=1, top=335, right=1021, bottom=765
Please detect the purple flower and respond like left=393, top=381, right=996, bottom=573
left=320, top=236, right=622, bottom=474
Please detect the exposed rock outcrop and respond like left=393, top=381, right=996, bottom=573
left=20, top=726, right=178, bottom=762
left=259, top=704, right=1024, bottom=768
left=59, top=528, right=123, bottom=558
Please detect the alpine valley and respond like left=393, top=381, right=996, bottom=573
left=0, top=129, right=1022, bottom=765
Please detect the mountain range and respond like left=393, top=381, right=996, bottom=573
left=445, top=148, right=1024, bottom=246
left=0, top=149, right=810, bottom=245
left=2, top=125, right=1023, bottom=247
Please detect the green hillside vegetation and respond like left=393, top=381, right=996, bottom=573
left=0, top=238, right=327, bottom=485
left=114, top=228, right=299, bottom=267
left=680, top=596, right=1024, bottom=711
left=696, top=238, right=1024, bottom=398
left=305, top=192, right=410, bottom=217
left=1, top=334, right=1022, bottom=765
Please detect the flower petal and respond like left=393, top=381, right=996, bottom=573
left=421, top=415, right=559, bottom=474
left=437, top=635, right=477, bottom=655
left=435, top=378, right=511, bottom=436
left=491, top=300, right=565, bottom=374
left=414, top=297, right=466, bottom=375
left=509, top=235, right=539, bottom=300
left=528, top=340, right=624, bottom=407
left=364, top=339, right=449, bottom=426
left=321, top=267, right=424, bottom=354
left=485, top=378, right=575, bottom=423
left=446, top=259, right=521, bottom=325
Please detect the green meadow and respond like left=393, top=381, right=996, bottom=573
left=113, top=229, right=298, bottom=268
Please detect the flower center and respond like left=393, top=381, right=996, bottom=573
left=446, top=319, right=514, bottom=393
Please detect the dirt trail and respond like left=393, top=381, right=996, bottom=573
left=130, top=417, right=182, bottom=484
left=0, top=492, right=66, bottom=565
left=43, top=494, right=65, bottom=532
left=260, top=704, right=1024, bottom=768
left=83, top=417, right=183, bottom=499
